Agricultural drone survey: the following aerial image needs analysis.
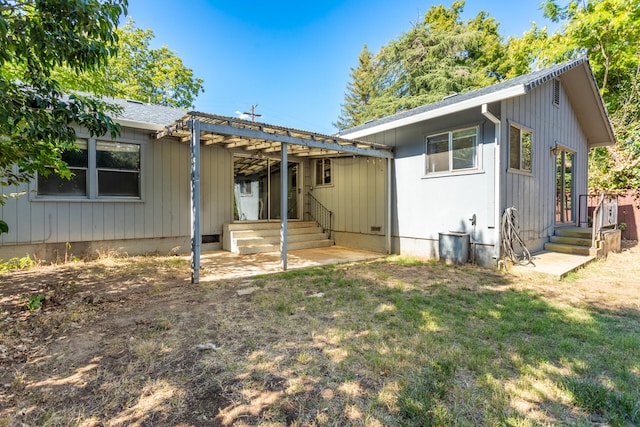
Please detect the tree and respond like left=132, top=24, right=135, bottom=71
left=55, top=20, right=204, bottom=109
left=335, top=44, right=379, bottom=130
left=538, top=0, right=640, bottom=192
left=0, top=0, right=128, bottom=234
left=336, top=1, right=508, bottom=127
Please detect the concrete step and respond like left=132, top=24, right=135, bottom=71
left=225, top=221, right=318, bottom=232
left=231, top=226, right=324, bottom=239
left=237, top=239, right=334, bottom=255
left=544, top=242, right=591, bottom=256
left=236, top=232, right=328, bottom=247
left=550, top=235, right=592, bottom=247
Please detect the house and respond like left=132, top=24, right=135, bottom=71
left=0, top=57, right=615, bottom=275
left=338, top=56, right=616, bottom=266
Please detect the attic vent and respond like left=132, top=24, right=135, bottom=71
left=553, top=79, right=561, bottom=106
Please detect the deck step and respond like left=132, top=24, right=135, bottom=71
left=554, top=227, right=593, bottom=238
left=549, top=235, right=592, bottom=247
left=544, top=242, right=592, bottom=256
left=236, top=232, right=328, bottom=247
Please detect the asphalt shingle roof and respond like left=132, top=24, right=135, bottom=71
left=339, top=57, right=589, bottom=136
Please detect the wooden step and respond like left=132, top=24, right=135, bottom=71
left=554, top=227, right=593, bottom=239
left=549, top=235, right=592, bottom=247
left=544, top=242, right=591, bottom=256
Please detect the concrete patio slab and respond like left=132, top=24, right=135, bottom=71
left=197, top=245, right=386, bottom=282
left=508, top=250, right=596, bottom=279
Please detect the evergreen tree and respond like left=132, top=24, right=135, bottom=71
left=335, top=44, right=378, bottom=130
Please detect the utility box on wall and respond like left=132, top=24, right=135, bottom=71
left=438, top=232, right=470, bottom=265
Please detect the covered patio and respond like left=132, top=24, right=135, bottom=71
left=156, top=112, right=394, bottom=283
left=196, top=245, right=385, bottom=282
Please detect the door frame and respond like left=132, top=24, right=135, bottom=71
left=232, top=153, right=302, bottom=222
left=554, top=146, right=576, bottom=225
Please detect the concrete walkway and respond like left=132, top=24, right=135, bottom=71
left=508, top=250, right=596, bottom=279
left=197, top=246, right=386, bottom=282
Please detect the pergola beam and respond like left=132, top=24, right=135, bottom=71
left=198, top=122, right=393, bottom=159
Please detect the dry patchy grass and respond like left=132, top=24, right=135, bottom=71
left=0, top=245, right=639, bottom=426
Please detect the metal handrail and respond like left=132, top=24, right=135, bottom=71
left=307, top=192, right=333, bottom=240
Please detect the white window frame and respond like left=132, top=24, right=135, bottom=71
left=314, top=158, right=332, bottom=187
left=425, top=126, right=479, bottom=175
left=508, top=123, right=533, bottom=174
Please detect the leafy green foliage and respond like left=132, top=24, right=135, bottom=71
left=539, top=0, right=640, bottom=191
left=336, top=1, right=512, bottom=128
left=26, top=294, right=45, bottom=311
left=0, top=0, right=127, bottom=213
left=55, top=20, right=204, bottom=109
left=338, top=0, right=640, bottom=192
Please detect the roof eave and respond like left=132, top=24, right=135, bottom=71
left=114, top=118, right=166, bottom=131
left=341, top=84, right=528, bottom=140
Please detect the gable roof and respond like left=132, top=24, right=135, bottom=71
left=339, top=57, right=615, bottom=147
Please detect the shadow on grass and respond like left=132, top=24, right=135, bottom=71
left=2, top=258, right=639, bottom=426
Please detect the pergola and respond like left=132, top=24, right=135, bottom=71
left=156, top=112, right=394, bottom=283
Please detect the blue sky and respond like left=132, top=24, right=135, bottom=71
left=126, top=1, right=557, bottom=134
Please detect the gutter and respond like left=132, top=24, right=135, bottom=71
left=481, top=104, right=502, bottom=261
left=115, top=118, right=167, bottom=131
left=343, top=85, right=526, bottom=140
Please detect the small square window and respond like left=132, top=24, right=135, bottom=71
left=509, top=125, right=532, bottom=172
left=315, top=158, right=332, bottom=186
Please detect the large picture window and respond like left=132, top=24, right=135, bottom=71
left=37, top=140, right=88, bottom=196
left=509, top=124, right=532, bottom=172
left=37, top=140, right=141, bottom=199
left=426, top=127, right=478, bottom=174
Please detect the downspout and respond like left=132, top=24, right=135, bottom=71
left=386, top=157, right=392, bottom=254
left=481, top=104, right=502, bottom=262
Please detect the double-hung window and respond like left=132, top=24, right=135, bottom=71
left=509, top=124, right=532, bottom=172
left=426, top=126, right=478, bottom=174
left=37, top=139, right=141, bottom=199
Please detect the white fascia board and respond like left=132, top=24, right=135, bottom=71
left=342, top=84, right=527, bottom=140
left=115, top=118, right=166, bottom=131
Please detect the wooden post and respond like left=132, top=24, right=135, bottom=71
left=281, top=143, right=288, bottom=270
left=190, top=118, right=201, bottom=284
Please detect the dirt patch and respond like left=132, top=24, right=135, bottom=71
left=1, top=246, right=639, bottom=425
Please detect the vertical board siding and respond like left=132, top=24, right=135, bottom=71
left=312, top=157, right=387, bottom=236
left=503, top=80, right=589, bottom=249
left=1, top=130, right=234, bottom=251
